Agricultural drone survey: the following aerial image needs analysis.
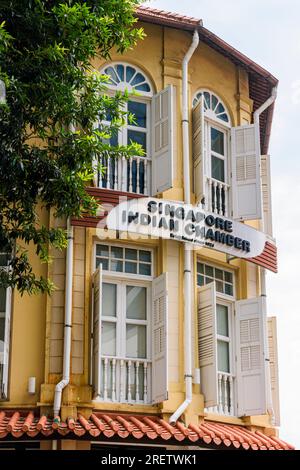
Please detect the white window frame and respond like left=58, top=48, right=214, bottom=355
left=207, top=118, right=230, bottom=185
left=0, top=254, right=12, bottom=401
left=101, top=276, right=152, bottom=362
left=94, top=242, right=154, bottom=282
left=216, top=298, right=235, bottom=377
left=197, top=260, right=235, bottom=300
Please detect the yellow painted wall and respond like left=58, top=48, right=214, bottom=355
left=2, top=20, right=274, bottom=433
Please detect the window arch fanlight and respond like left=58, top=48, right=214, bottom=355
left=102, top=62, right=153, bottom=96
left=193, top=90, right=231, bottom=125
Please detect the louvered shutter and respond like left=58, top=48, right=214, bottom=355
left=152, top=273, right=168, bottom=403
left=267, top=317, right=280, bottom=426
left=235, top=297, right=267, bottom=416
left=261, top=155, right=273, bottom=236
left=193, top=95, right=207, bottom=203
left=197, top=283, right=218, bottom=408
left=1, top=287, right=12, bottom=399
left=231, top=124, right=262, bottom=220
left=92, top=266, right=102, bottom=399
left=151, top=86, right=174, bottom=195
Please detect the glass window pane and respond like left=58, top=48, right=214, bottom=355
left=125, top=248, right=137, bottom=260
left=126, top=286, right=146, bottom=320
left=204, top=91, right=211, bottom=109
left=126, top=66, right=136, bottom=82
left=197, top=263, right=204, bottom=274
left=139, top=250, right=151, bottom=262
left=96, top=245, right=109, bottom=257
left=225, top=283, right=233, bottom=296
left=205, top=265, right=213, bottom=277
left=128, top=101, right=147, bottom=128
left=111, top=260, right=123, bottom=272
left=139, top=263, right=151, bottom=276
left=225, top=271, right=233, bottom=283
left=111, top=246, right=123, bottom=259
left=217, top=304, right=229, bottom=336
left=211, top=128, right=224, bottom=155
left=135, top=83, right=150, bottom=92
left=197, top=275, right=204, bottom=286
left=116, top=64, right=124, bottom=81
left=205, top=277, right=213, bottom=284
left=217, top=340, right=230, bottom=373
left=215, top=268, right=223, bottom=280
left=96, top=258, right=108, bottom=270
left=212, top=94, right=218, bottom=111
left=211, top=155, right=225, bottom=182
left=101, top=322, right=116, bottom=356
left=126, top=324, right=146, bottom=358
left=102, top=283, right=116, bottom=317
left=127, top=130, right=146, bottom=153
left=216, top=280, right=224, bottom=293
left=125, top=262, right=137, bottom=274
left=0, top=288, right=6, bottom=312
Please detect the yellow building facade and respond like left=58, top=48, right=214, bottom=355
left=0, top=7, right=292, bottom=450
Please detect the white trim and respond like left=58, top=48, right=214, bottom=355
left=192, top=89, right=231, bottom=127
left=100, top=62, right=153, bottom=97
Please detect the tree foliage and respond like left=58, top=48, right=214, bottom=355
left=0, top=0, right=144, bottom=294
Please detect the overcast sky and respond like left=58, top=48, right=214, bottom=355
left=145, top=0, right=300, bottom=448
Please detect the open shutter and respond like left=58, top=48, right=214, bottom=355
left=92, top=265, right=102, bottom=399
left=261, top=155, right=273, bottom=236
left=197, top=283, right=218, bottom=408
left=231, top=124, right=262, bottom=220
left=152, top=273, right=168, bottom=403
left=151, top=86, right=174, bottom=195
left=193, top=95, right=207, bottom=203
left=1, top=287, right=12, bottom=399
left=267, top=317, right=280, bottom=426
left=235, top=297, right=267, bottom=416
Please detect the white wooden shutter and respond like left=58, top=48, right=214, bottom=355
left=151, top=86, right=174, bottom=195
left=152, top=273, right=168, bottom=403
left=235, top=297, right=267, bottom=416
left=267, top=317, right=280, bottom=426
left=1, top=287, right=12, bottom=399
left=231, top=124, right=262, bottom=220
left=261, top=155, right=273, bottom=236
left=197, top=283, right=218, bottom=408
left=92, top=265, right=102, bottom=399
left=193, top=95, right=207, bottom=203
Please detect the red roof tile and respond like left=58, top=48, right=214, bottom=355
left=0, top=411, right=294, bottom=450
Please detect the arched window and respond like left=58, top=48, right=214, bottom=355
left=192, top=90, right=231, bottom=216
left=103, top=63, right=153, bottom=96
left=98, top=63, right=153, bottom=194
left=193, top=90, right=230, bottom=125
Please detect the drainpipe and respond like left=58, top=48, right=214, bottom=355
left=253, top=86, right=277, bottom=425
left=169, top=29, right=199, bottom=424
left=53, top=218, right=74, bottom=417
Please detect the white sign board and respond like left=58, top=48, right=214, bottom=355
left=106, top=198, right=268, bottom=259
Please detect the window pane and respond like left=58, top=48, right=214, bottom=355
left=111, top=246, right=123, bottom=259
left=96, top=258, right=108, bottom=270
left=126, top=286, right=146, bottom=320
left=215, top=268, right=223, bottom=280
left=126, top=66, right=136, bottom=82
left=135, top=83, right=150, bottom=92
left=139, top=263, right=151, bottom=276
left=197, top=275, right=204, bottom=286
left=197, top=263, right=204, bottom=274
left=125, top=248, right=137, bottom=260
left=111, top=260, right=123, bottom=272
left=101, top=322, right=116, bottom=356
left=217, top=304, right=229, bottom=336
left=224, top=271, right=233, bottom=283
left=126, top=324, right=146, bottom=358
left=125, top=261, right=137, bottom=274
left=102, top=283, right=116, bottom=317
left=217, top=340, right=230, bottom=373
left=0, top=288, right=7, bottom=312
left=225, top=283, right=233, bottom=296
left=211, top=155, right=225, bottom=182
left=205, top=265, right=213, bottom=277
left=211, top=128, right=224, bottom=155
left=139, top=250, right=151, bottom=262
left=216, top=280, right=224, bottom=293
left=96, top=245, right=109, bottom=257
left=128, top=101, right=147, bottom=128
left=127, top=130, right=146, bottom=153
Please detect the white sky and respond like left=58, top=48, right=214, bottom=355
left=145, top=0, right=300, bottom=448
